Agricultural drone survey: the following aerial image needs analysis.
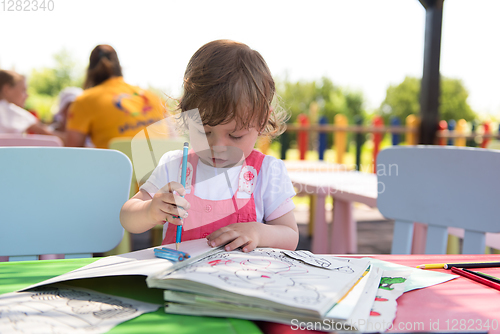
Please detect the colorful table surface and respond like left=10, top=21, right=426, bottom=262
left=0, top=258, right=262, bottom=334
left=2, top=254, right=500, bottom=334
left=260, top=254, right=500, bottom=334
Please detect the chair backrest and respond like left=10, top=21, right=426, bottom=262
left=109, top=137, right=185, bottom=198
left=0, top=147, right=132, bottom=261
left=377, top=146, right=500, bottom=254
left=0, top=134, right=63, bottom=147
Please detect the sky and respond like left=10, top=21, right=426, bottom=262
left=1, top=0, right=499, bottom=117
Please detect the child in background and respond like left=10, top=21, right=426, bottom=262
left=51, top=87, right=83, bottom=132
left=120, top=40, right=299, bottom=252
left=0, top=70, right=53, bottom=135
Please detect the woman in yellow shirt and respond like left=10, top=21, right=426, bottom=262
left=66, top=45, right=168, bottom=148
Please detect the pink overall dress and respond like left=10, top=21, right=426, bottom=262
left=162, top=149, right=266, bottom=245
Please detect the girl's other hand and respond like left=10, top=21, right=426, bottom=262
left=206, top=222, right=263, bottom=252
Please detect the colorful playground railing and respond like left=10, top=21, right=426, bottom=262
left=272, top=114, right=499, bottom=170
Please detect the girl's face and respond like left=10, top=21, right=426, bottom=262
left=189, top=119, right=259, bottom=168
left=2, top=79, right=28, bottom=108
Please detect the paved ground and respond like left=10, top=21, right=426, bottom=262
left=131, top=203, right=394, bottom=254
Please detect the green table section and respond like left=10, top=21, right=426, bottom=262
left=0, top=258, right=263, bottom=334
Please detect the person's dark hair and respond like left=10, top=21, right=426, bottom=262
left=0, top=70, right=25, bottom=99
left=83, top=44, right=122, bottom=89
left=179, top=39, right=288, bottom=138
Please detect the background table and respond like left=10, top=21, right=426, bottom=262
left=0, top=258, right=261, bottom=334
left=288, top=169, right=378, bottom=254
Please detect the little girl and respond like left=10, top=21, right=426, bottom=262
left=120, top=40, right=298, bottom=252
left=0, top=70, right=53, bottom=135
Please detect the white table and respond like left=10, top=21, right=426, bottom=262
left=288, top=169, right=378, bottom=254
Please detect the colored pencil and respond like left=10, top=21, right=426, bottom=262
left=176, top=142, right=189, bottom=251
left=416, top=261, right=500, bottom=269
left=451, top=267, right=500, bottom=291
left=476, top=271, right=500, bottom=282
left=416, top=263, right=445, bottom=269
left=463, top=269, right=500, bottom=284
left=444, top=261, right=500, bottom=269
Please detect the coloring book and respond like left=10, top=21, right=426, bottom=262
left=146, top=247, right=371, bottom=325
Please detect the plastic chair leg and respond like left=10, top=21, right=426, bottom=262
left=308, top=195, right=316, bottom=237
left=39, top=254, right=64, bottom=260
left=311, top=194, right=328, bottom=254
left=411, top=223, right=427, bottom=254
left=446, top=235, right=460, bottom=254
left=329, top=199, right=356, bottom=254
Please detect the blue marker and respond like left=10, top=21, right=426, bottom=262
left=161, top=247, right=191, bottom=259
left=154, top=248, right=186, bottom=261
left=176, top=142, right=189, bottom=251
left=154, top=249, right=183, bottom=262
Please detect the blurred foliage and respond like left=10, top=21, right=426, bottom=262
left=379, top=76, right=477, bottom=123
left=26, top=49, right=84, bottom=122
left=276, top=76, right=367, bottom=125
left=440, top=78, right=477, bottom=122
left=29, top=49, right=83, bottom=96
left=275, top=76, right=367, bottom=148
left=24, top=94, right=56, bottom=123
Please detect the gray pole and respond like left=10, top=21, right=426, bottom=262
left=418, top=0, right=444, bottom=145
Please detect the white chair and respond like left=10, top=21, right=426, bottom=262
left=0, top=147, right=132, bottom=261
left=377, top=146, right=500, bottom=254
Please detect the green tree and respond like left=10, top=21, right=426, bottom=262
left=276, top=76, right=366, bottom=124
left=275, top=76, right=367, bottom=148
left=26, top=49, right=84, bottom=121
left=440, top=78, right=476, bottom=122
left=379, top=76, right=477, bottom=123
left=29, top=49, right=83, bottom=96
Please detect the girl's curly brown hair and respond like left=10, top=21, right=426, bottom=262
left=177, top=39, right=288, bottom=138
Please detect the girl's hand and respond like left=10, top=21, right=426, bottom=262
left=206, top=222, right=263, bottom=252
left=148, top=181, right=190, bottom=226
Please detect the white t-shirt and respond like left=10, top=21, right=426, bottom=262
left=0, top=99, right=37, bottom=133
left=140, top=150, right=296, bottom=224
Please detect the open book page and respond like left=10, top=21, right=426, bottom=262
left=0, top=284, right=159, bottom=334
left=345, top=266, right=384, bottom=330
left=147, top=248, right=370, bottom=318
left=364, top=258, right=455, bottom=292
left=162, top=265, right=381, bottom=329
left=363, top=270, right=410, bottom=333
left=163, top=302, right=361, bottom=328
left=282, top=250, right=354, bottom=270
left=326, top=265, right=377, bottom=320
left=23, top=239, right=220, bottom=291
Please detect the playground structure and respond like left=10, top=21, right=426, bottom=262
left=261, top=113, right=499, bottom=169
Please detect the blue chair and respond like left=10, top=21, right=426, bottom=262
left=0, top=147, right=132, bottom=261
left=377, top=146, right=500, bottom=254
